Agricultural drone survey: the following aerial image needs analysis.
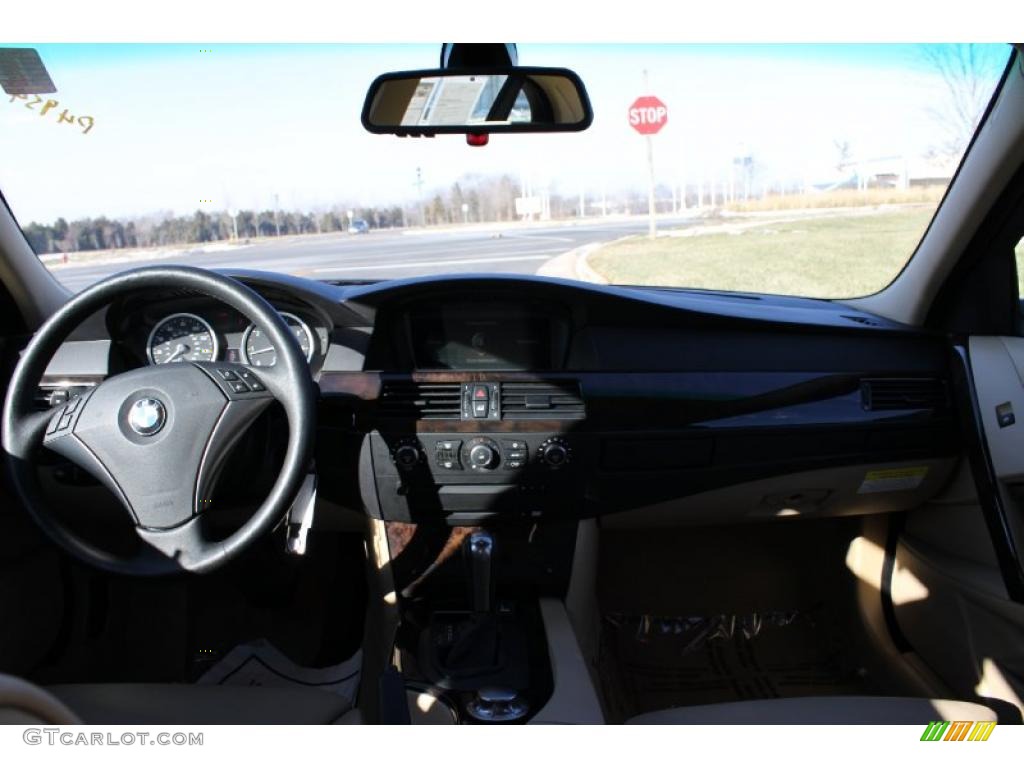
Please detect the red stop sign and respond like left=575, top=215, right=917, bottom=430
left=628, top=95, right=668, bottom=135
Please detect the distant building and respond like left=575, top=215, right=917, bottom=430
left=816, top=154, right=956, bottom=192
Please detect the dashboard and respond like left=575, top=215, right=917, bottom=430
left=38, top=270, right=963, bottom=531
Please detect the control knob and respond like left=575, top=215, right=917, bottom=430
left=539, top=437, right=570, bottom=468
left=466, top=437, right=501, bottom=471
left=393, top=441, right=422, bottom=470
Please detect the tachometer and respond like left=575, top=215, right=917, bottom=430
left=147, top=313, right=219, bottom=365
left=241, top=312, right=314, bottom=367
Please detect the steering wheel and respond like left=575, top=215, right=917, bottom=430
left=1, top=266, right=317, bottom=576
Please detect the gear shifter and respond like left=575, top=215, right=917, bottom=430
left=431, top=530, right=502, bottom=677
left=421, top=528, right=530, bottom=695
left=466, top=530, right=496, bottom=614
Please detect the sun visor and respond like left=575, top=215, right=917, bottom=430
left=0, top=48, right=56, bottom=95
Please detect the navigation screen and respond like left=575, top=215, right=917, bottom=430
left=410, top=307, right=553, bottom=370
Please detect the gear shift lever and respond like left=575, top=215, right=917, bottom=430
left=466, top=530, right=496, bottom=614
left=424, top=528, right=528, bottom=691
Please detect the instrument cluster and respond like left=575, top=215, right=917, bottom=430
left=142, top=307, right=321, bottom=369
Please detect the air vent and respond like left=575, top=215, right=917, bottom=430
left=861, top=378, right=947, bottom=411
left=843, top=314, right=883, bottom=328
left=500, top=381, right=585, bottom=420
left=378, top=382, right=461, bottom=420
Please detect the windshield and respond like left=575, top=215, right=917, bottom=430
left=0, top=43, right=1010, bottom=297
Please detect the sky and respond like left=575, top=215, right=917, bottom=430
left=0, top=43, right=1010, bottom=224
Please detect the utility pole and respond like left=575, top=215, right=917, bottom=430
left=415, top=167, right=425, bottom=227
left=643, top=70, right=656, bottom=239
left=273, top=193, right=281, bottom=237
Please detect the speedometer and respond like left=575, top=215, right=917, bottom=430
left=147, top=313, right=219, bottom=365
left=241, top=312, right=314, bottom=367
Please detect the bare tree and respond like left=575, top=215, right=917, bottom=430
left=922, top=44, right=1005, bottom=164
left=833, top=139, right=852, bottom=172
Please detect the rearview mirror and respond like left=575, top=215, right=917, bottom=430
left=361, top=67, right=593, bottom=136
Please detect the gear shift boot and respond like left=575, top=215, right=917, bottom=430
left=420, top=609, right=530, bottom=691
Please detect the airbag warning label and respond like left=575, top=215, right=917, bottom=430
left=857, top=466, right=928, bottom=494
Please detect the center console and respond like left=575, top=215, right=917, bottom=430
left=361, top=374, right=586, bottom=721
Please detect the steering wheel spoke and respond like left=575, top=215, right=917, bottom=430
left=135, top=516, right=216, bottom=570
left=17, top=407, right=64, bottom=456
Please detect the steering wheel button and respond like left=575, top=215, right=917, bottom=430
left=228, top=380, right=250, bottom=394
left=58, top=413, right=73, bottom=431
left=217, top=369, right=239, bottom=381
left=238, top=371, right=265, bottom=391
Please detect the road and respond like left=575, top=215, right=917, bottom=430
left=51, top=215, right=697, bottom=292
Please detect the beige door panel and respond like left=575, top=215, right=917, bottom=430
left=895, top=537, right=1024, bottom=719
left=967, top=337, right=1024, bottom=558
left=971, top=337, right=1024, bottom=481
left=890, top=337, right=1024, bottom=721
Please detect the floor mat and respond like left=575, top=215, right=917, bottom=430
left=598, top=605, right=878, bottom=723
left=197, top=639, right=361, bottom=708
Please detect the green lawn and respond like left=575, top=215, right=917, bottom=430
left=588, top=207, right=938, bottom=299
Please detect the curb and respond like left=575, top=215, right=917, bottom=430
left=535, top=242, right=609, bottom=284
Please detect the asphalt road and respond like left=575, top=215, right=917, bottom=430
left=51, top=215, right=697, bottom=292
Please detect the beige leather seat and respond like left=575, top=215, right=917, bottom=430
left=1, top=673, right=351, bottom=725
left=0, top=673, right=80, bottom=725
left=626, top=696, right=999, bottom=725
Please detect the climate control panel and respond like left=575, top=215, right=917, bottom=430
left=374, top=432, right=578, bottom=478
left=419, top=435, right=572, bottom=474
left=368, top=430, right=585, bottom=522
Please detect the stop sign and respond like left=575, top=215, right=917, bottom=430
left=628, top=95, right=668, bottom=135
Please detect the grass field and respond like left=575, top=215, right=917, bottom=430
left=588, top=206, right=939, bottom=299
left=723, top=186, right=946, bottom=213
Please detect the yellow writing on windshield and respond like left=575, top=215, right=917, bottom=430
left=8, top=93, right=94, bottom=134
